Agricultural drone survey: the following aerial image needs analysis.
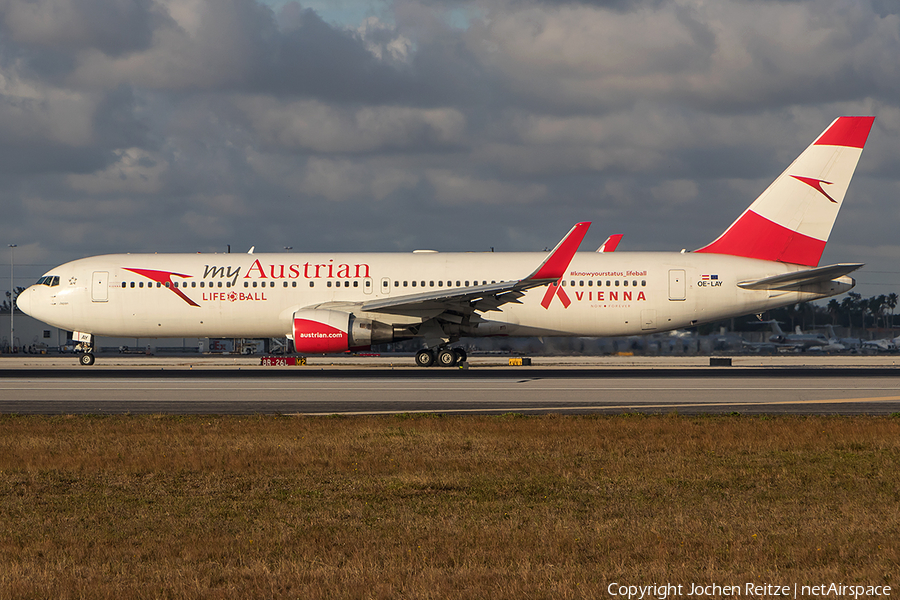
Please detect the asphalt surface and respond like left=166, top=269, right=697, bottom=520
left=2, top=355, right=900, bottom=415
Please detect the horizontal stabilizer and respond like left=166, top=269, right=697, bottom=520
left=737, top=263, right=863, bottom=291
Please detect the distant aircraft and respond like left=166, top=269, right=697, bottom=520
left=756, top=320, right=830, bottom=350
left=824, top=324, right=861, bottom=351
left=862, top=338, right=897, bottom=353
left=18, top=117, right=874, bottom=366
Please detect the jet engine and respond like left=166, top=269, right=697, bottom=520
left=291, top=309, right=397, bottom=353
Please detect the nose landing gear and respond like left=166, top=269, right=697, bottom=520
left=73, top=333, right=96, bottom=366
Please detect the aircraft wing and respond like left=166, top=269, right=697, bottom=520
left=737, top=263, right=864, bottom=291
left=597, top=234, right=623, bottom=252
left=355, top=222, right=591, bottom=319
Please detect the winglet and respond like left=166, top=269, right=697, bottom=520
left=597, top=234, right=623, bottom=252
left=527, top=222, right=591, bottom=280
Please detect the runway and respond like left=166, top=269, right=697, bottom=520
left=2, top=356, right=900, bottom=415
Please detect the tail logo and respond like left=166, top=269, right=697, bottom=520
left=540, top=280, right=571, bottom=309
left=791, top=176, right=837, bottom=203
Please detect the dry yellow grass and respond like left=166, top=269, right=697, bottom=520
left=0, top=414, right=897, bottom=599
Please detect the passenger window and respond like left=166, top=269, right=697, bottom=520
left=309, top=281, right=314, bottom=287
left=192, top=282, right=197, bottom=288
left=244, top=282, right=248, bottom=288
left=344, top=281, right=349, bottom=287
left=157, top=282, right=161, bottom=288
left=633, top=280, right=637, bottom=287
left=615, top=280, right=619, bottom=287
left=421, top=281, right=425, bottom=287
left=561, top=280, right=566, bottom=287
left=579, top=280, right=584, bottom=287
left=139, top=282, right=144, bottom=288
left=365, top=280, right=370, bottom=287
left=430, top=281, right=435, bottom=287
left=293, top=281, right=297, bottom=287
left=173, top=282, right=177, bottom=288
left=642, top=280, right=646, bottom=286
left=438, top=281, right=443, bottom=287
left=412, top=281, right=416, bottom=287
left=570, top=280, right=574, bottom=287
left=588, top=280, right=592, bottom=287
left=130, top=282, right=135, bottom=288
left=252, top=281, right=257, bottom=288
left=200, top=282, right=205, bottom=288
left=353, top=281, right=358, bottom=287
left=327, top=281, right=332, bottom=288
left=624, top=280, right=628, bottom=287
left=403, top=281, right=408, bottom=287
left=283, top=281, right=288, bottom=287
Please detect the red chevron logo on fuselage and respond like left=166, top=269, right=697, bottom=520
left=124, top=268, right=199, bottom=307
left=791, top=175, right=837, bottom=203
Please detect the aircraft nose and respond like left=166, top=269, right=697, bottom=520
left=15, top=286, right=32, bottom=316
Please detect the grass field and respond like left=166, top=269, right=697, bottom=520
left=0, top=414, right=898, bottom=599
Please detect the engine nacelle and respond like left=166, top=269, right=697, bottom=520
left=291, top=309, right=396, bottom=353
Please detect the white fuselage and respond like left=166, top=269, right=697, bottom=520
left=17, top=251, right=851, bottom=341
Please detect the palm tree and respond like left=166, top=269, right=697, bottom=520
left=827, top=299, right=841, bottom=325
left=886, top=292, right=898, bottom=328
left=868, top=295, right=885, bottom=329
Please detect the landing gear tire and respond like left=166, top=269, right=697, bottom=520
left=455, top=349, right=467, bottom=364
left=415, top=349, right=435, bottom=368
left=79, top=352, right=96, bottom=366
left=437, top=348, right=459, bottom=367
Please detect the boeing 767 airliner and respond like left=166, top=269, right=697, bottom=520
left=18, top=116, right=874, bottom=366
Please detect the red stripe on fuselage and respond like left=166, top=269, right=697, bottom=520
left=694, top=210, right=826, bottom=267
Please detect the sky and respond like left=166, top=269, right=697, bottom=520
left=2, top=0, right=900, bottom=299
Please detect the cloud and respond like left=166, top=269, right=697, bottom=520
left=67, top=148, right=167, bottom=194
left=235, top=97, right=466, bottom=153
left=0, top=0, right=164, bottom=57
left=426, top=169, right=547, bottom=205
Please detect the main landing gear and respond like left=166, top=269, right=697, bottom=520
left=415, top=347, right=467, bottom=368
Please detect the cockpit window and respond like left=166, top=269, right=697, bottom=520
left=35, top=276, right=60, bottom=287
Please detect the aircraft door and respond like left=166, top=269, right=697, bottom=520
left=91, top=271, right=109, bottom=302
left=380, top=277, right=391, bottom=296
left=668, top=270, right=685, bottom=301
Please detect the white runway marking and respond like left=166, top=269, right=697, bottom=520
left=295, top=395, right=900, bottom=416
